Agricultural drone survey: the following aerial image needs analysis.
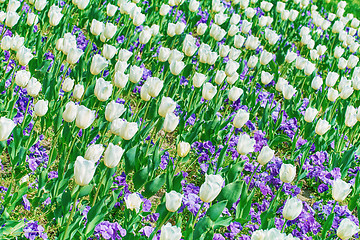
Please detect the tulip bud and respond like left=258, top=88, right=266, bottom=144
left=261, top=71, right=274, bottom=85
left=174, top=21, right=186, bottom=35
left=340, top=86, right=353, bottom=99
left=332, top=178, right=352, bottom=202
left=16, top=46, right=34, bottom=66
left=170, top=61, right=185, bottom=76
left=347, top=55, right=359, bottom=69
left=90, top=19, right=104, bottom=36
left=210, top=24, right=226, bottom=41
left=304, top=62, right=316, bottom=76
left=219, top=44, right=230, bottom=57
left=165, top=191, right=183, bottom=212
left=107, top=3, right=118, bottom=16
left=34, top=100, right=48, bottom=117
left=311, top=76, right=323, bottom=90
left=160, top=223, right=182, bottom=240
left=35, top=0, right=47, bottom=11
left=105, top=101, right=125, bottom=122
left=103, top=143, right=124, bottom=168
left=94, top=78, right=113, bottom=102
left=327, top=88, right=339, bottom=102
left=189, top=0, right=199, bottom=12
left=1, top=36, right=12, bottom=50
left=75, top=106, right=95, bottom=129
left=337, top=219, right=359, bottom=240
left=111, top=119, right=138, bottom=140
left=233, top=109, right=249, bottom=129
left=260, top=50, right=273, bottom=65
left=129, top=65, right=143, bottom=83
left=182, top=35, right=198, bottom=57
left=5, top=11, right=20, bottom=28
left=289, top=9, right=299, bottom=21
left=237, top=134, right=256, bottom=155
left=325, top=72, right=339, bottom=87
left=345, top=106, right=357, bottom=128
left=26, top=77, right=41, bottom=97
left=338, top=57, right=347, bottom=70
left=15, top=70, right=31, bottom=88
left=7, top=0, right=20, bottom=12
left=241, top=20, right=252, bottom=34
left=197, top=23, right=207, bottom=35
left=214, top=70, right=226, bottom=85
left=74, top=156, right=96, bottom=186
left=192, top=72, right=206, bottom=88
left=158, top=97, right=176, bottom=118
left=48, top=5, right=63, bottom=26
left=230, top=13, right=241, bottom=25
left=12, top=35, right=24, bottom=51
left=102, top=44, right=117, bottom=60
left=0, top=117, right=16, bottom=141
left=202, top=82, right=217, bottom=100
left=63, top=101, right=78, bottom=123
left=177, top=142, right=190, bottom=157
left=244, top=35, right=260, bottom=50
left=158, top=47, right=171, bottom=62
left=257, top=145, right=275, bottom=165
left=113, top=72, right=129, bottom=89
left=228, top=25, right=239, bottom=37
left=84, top=144, right=104, bottom=162
left=247, top=55, right=258, bottom=68
left=103, top=22, right=117, bottom=39
left=139, top=27, right=152, bottom=44
left=164, top=113, right=179, bottom=133
left=245, top=7, right=256, bottom=18
left=67, top=47, right=83, bottom=65
left=159, top=4, right=171, bottom=15
left=260, top=1, right=273, bottom=12
left=125, top=193, right=142, bottom=212
left=90, top=54, right=108, bottom=75
left=285, top=51, right=297, bottom=63
left=281, top=9, right=290, bottom=20
left=228, top=86, right=243, bottom=102
left=315, top=119, right=331, bottom=136
left=283, top=198, right=303, bottom=220
left=276, top=1, right=285, bottom=13
left=304, top=107, right=318, bottom=122
left=168, top=49, right=184, bottom=64
left=279, top=163, right=296, bottom=183
left=27, top=12, right=38, bottom=26
left=199, top=174, right=224, bottom=203
left=146, top=77, right=163, bottom=98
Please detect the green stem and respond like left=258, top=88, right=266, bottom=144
left=192, top=201, right=205, bottom=229
left=281, top=219, right=288, bottom=233
left=62, top=131, right=78, bottom=176
left=91, top=168, right=108, bottom=207
left=63, top=188, right=81, bottom=240
left=21, top=99, right=32, bottom=129
left=247, top=163, right=260, bottom=190
left=149, top=211, right=171, bottom=239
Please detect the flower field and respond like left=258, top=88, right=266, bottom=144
left=1, top=0, right=360, bottom=239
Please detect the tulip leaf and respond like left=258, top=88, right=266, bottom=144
left=321, top=212, right=335, bottom=239
left=206, top=200, right=228, bottom=222
left=269, top=134, right=291, bottom=148
left=0, top=220, right=25, bottom=238
left=193, top=216, right=214, bottom=239
left=143, top=174, right=166, bottom=198
left=217, top=180, right=243, bottom=208
left=133, top=167, right=149, bottom=190
left=124, top=146, right=137, bottom=173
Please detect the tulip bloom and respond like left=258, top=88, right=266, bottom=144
left=165, top=191, right=183, bottom=212
left=74, top=156, right=96, bottom=186
left=199, top=174, right=224, bottom=203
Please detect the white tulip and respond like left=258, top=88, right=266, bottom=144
left=237, top=134, right=256, bottom=155
left=315, top=119, right=331, bottom=135
left=63, top=101, right=78, bottom=123
left=74, top=156, right=96, bottom=186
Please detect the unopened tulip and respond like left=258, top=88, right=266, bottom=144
left=67, top=47, right=83, bottom=65
left=105, top=101, right=125, bottom=122
left=285, top=51, right=297, bottom=63
left=74, top=156, right=96, bottom=186
left=202, top=82, right=217, bottom=100
left=261, top=71, right=274, bottom=85
left=48, top=5, right=63, bottom=26
left=85, top=144, right=104, bottom=162
left=283, top=85, right=297, bottom=99
left=337, top=219, right=359, bottom=240
left=283, top=198, right=303, bottom=220
left=5, top=11, right=20, bottom=28
left=34, top=100, right=48, bottom=117
left=326, top=72, right=339, bottom=87
left=165, top=191, right=183, bottom=212
left=245, top=7, right=256, bottom=18
left=279, top=164, right=296, bottom=183
left=27, top=12, right=38, bottom=26
left=189, top=0, right=199, bottom=12
left=260, top=50, right=273, bottom=65
left=0, top=117, right=16, bottom=141
left=129, top=65, right=143, bottom=83
left=227, top=72, right=239, bottom=85
left=174, top=22, right=186, bottom=35
left=214, top=70, right=226, bottom=85
left=102, top=44, right=117, bottom=60
left=158, top=47, right=171, bottom=62
left=215, top=13, right=228, bottom=25
left=233, top=109, right=249, bottom=129
left=199, top=174, right=224, bottom=202
left=234, top=35, right=245, bottom=49
left=311, top=76, right=323, bottom=90
left=228, top=87, right=243, bottom=102
left=26, top=77, right=41, bottom=97
left=62, top=77, right=74, bottom=92
left=104, top=143, right=124, bottom=168
left=90, top=19, right=104, bottom=36
left=219, top=45, right=230, bottom=57
left=338, top=57, right=348, bottom=70
left=197, top=23, right=207, bottom=36
left=139, top=27, right=152, bottom=44
left=345, top=106, right=357, bottom=127
left=160, top=223, right=182, bottom=240
left=177, top=142, right=190, bottom=157
left=75, top=106, right=95, bottom=129
left=237, top=134, right=256, bottom=155
left=1, top=36, right=12, bottom=50
left=107, top=3, right=117, bottom=16
left=347, top=55, right=359, bottom=69
left=17, top=46, right=34, bottom=66
left=229, top=47, right=241, bottom=61
left=159, top=4, right=171, bottom=15
left=340, top=86, right=353, bottom=99
left=193, top=72, right=207, bottom=88
left=34, top=0, right=47, bottom=11
left=163, top=113, right=179, bottom=133
left=327, top=88, right=339, bottom=102
left=111, top=119, right=138, bottom=140
left=257, top=146, right=275, bottom=165
left=332, top=178, right=352, bottom=202
left=90, top=54, right=108, bottom=75
left=125, top=193, right=142, bottom=212
left=94, top=78, right=113, bottom=102
left=315, top=119, right=331, bottom=135
left=15, top=70, right=31, bottom=88
left=210, top=24, right=226, bottom=41
left=304, top=107, right=318, bottom=122
left=158, top=97, right=176, bottom=117
left=289, top=9, right=299, bottom=21
left=63, top=101, right=78, bottom=123
left=241, top=20, right=252, bottom=34
left=276, top=78, right=288, bottom=93
left=244, top=35, right=260, bottom=50
left=247, top=55, right=258, bottom=68
left=230, top=13, right=241, bottom=25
